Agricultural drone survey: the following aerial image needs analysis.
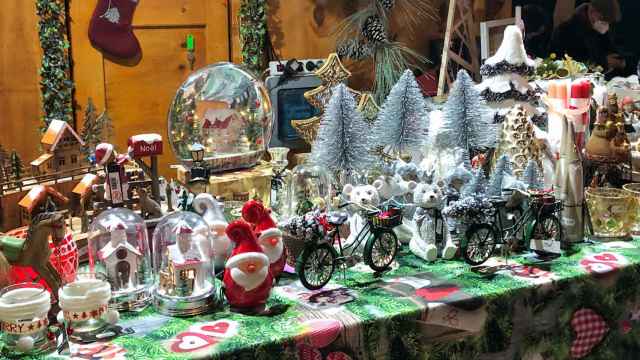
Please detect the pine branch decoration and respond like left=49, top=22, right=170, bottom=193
left=373, top=69, right=428, bottom=155
left=311, top=84, right=374, bottom=173
left=37, top=0, right=74, bottom=128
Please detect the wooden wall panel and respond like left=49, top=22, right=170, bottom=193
left=133, top=0, right=207, bottom=26
left=205, top=0, right=231, bottom=64
left=103, top=28, right=209, bottom=177
left=0, top=1, right=42, bottom=164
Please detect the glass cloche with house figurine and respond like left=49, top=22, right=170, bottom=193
left=151, top=211, right=217, bottom=316
left=168, top=62, right=273, bottom=173
left=87, top=208, right=153, bottom=311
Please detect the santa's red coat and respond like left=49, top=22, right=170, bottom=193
left=269, top=247, right=287, bottom=279
left=223, top=270, right=273, bottom=309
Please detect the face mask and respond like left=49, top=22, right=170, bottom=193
left=593, top=20, right=610, bottom=34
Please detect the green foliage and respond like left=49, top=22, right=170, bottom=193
left=10, top=150, right=22, bottom=180
left=36, top=0, right=74, bottom=129
left=239, top=0, right=268, bottom=73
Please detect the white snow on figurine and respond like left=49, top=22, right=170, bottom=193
left=98, top=221, right=142, bottom=292
left=409, top=181, right=457, bottom=262
left=342, top=184, right=380, bottom=252
left=193, top=193, right=231, bottom=271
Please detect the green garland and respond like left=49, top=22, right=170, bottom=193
left=239, top=0, right=268, bottom=73
left=36, top=0, right=74, bottom=128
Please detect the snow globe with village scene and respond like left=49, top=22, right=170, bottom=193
left=151, top=211, right=217, bottom=316
left=87, top=208, right=153, bottom=311
left=167, top=62, right=273, bottom=173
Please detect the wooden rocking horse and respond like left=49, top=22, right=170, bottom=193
left=0, top=212, right=67, bottom=298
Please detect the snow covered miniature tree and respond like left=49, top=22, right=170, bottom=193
left=311, top=84, right=374, bottom=174
left=97, top=110, right=114, bottom=143
left=80, top=98, right=100, bottom=156
left=437, top=69, right=496, bottom=163
left=462, top=168, right=487, bottom=197
left=373, top=69, right=429, bottom=157
left=476, top=25, right=540, bottom=122
left=488, top=154, right=512, bottom=197
left=522, top=159, right=543, bottom=190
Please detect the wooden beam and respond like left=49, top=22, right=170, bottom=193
left=437, top=0, right=457, bottom=97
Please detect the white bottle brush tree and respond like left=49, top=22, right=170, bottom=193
left=311, top=84, right=375, bottom=180
left=488, top=154, right=513, bottom=197
left=373, top=69, right=429, bottom=158
left=436, top=69, right=496, bottom=165
left=522, top=159, right=544, bottom=190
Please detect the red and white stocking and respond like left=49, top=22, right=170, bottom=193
left=89, top=0, right=141, bottom=60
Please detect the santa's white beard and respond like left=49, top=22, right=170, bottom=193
left=230, top=266, right=268, bottom=291
left=260, top=241, right=283, bottom=264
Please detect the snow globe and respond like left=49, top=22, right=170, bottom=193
left=285, top=154, right=333, bottom=218
left=0, top=283, right=53, bottom=356
left=151, top=211, right=217, bottom=316
left=87, top=208, right=152, bottom=311
left=167, top=62, right=273, bottom=173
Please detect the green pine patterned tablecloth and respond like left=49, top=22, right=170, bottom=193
left=16, top=238, right=640, bottom=359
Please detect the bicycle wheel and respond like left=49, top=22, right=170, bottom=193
left=463, top=224, right=497, bottom=266
left=364, top=230, right=398, bottom=272
left=532, top=215, right=562, bottom=256
left=296, top=243, right=336, bottom=290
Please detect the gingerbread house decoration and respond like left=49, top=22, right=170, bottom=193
left=98, top=221, right=142, bottom=291
left=162, top=223, right=205, bottom=297
left=30, top=120, right=87, bottom=176
left=18, top=185, right=69, bottom=225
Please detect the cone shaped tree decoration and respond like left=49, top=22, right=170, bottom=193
left=292, top=53, right=362, bottom=145
left=493, top=104, right=542, bottom=177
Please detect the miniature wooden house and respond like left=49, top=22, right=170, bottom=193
left=18, top=185, right=69, bottom=225
left=71, top=173, right=99, bottom=215
left=30, top=120, right=87, bottom=176
left=97, top=223, right=142, bottom=291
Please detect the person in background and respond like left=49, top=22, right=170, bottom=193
left=551, top=0, right=624, bottom=77
left=522, top=4, right=553, bottom=58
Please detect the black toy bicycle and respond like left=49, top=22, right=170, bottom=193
left=462, top=189, right=564, bottom=266
left=295, top=203, right=402, bottom=290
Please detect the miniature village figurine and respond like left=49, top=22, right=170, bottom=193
left=165, top=221, right=207, bottom=297
left=95, top=143, right=130, bottom=206
left=241, top=200, right=286, bottom=278
left=138, top=187, right=163, bottom=219
left=223, top=220, right=273, bottom=313
left=586, top=95, right=631, bottom=163
left=98, top=221, right=142, bottom=291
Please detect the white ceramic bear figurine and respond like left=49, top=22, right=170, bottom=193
left=373, top=174, right=417, bottom=244
left=342, top=184, right=381, bottom=253
left=409, top=181, right=457, bottom=262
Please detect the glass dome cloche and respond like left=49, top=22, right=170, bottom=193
left=87, top=208, right=152, bottom=311
left=151, top=211, right=217, bottom=316
left=168, top=62, right=273, bottom=173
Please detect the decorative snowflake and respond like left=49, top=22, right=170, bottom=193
left=102, top=7, right=120, bottom=24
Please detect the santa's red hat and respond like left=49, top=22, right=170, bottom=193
left=108, top=221, right=127, bottom=232
left=225, top=220, right=269, bottom=269
left=95, top=143, right=114, bottom=166
left=254, top=215, right=282, bottom=243
left=241, top=200, right=266, bottom=224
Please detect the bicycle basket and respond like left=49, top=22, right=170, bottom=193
left=369, top=209, right=403, bottom=228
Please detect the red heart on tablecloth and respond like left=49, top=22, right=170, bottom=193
left=170, top=332, right=218, bottom=353
left=570, top=308, right=609, bottom=359
left=190, top=320, right=239, bottom=339
left=593, top=253, right=619, bottom=262
left=297, top=344, right=322, bottom=360
left=326, top=351, right=353, bottom=360
left=415, top=285, right=460, bottom=302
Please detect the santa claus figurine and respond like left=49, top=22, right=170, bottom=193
left=241, top=200, right=286, bottom=278
left=94, top=143, right=130, bottom=205
left=223, top=220, right=273, bottom=312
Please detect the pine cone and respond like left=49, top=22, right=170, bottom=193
left=378, top=0, right=395, bottom=11
left=362, top=16, right=387, bottom=43
left=337, top=39, right=373, bottom=61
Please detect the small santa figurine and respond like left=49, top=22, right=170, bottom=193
left=95, top=143, right=130, bottom=205
left=223, top=220, right=273, bottom=312
left=241, top=200, right=286, bottom=278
